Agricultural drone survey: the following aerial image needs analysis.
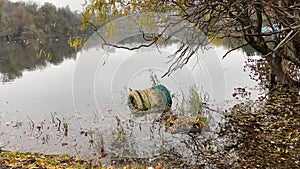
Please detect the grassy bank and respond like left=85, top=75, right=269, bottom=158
left=0, top=151, right=98, bottom=169
left=0, top=151, right=167, bottom=169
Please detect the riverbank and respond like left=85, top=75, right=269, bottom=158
left=0, top=150, right=167, bottom=169
left=0, top=150, right=100, bottom=168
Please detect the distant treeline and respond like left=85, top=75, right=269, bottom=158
left=0, top=0, right=92, bottom=82
left=0, top=0, right=88, bottom=41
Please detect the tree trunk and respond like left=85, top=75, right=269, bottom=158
left=266, top=54, right=300, bottom=86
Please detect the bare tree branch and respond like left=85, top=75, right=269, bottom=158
left=244, top=25, right=300, bottom=37
left=222, top=43, right=249, bottom=59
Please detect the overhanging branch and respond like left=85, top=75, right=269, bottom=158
left=222, top=42, right=249, bottom=59
left=244, top=25, right=300, bottom=37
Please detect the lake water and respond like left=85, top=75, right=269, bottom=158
left=0, top=39, right=262, bottom=162
left=0, top=17, right=262, bottom=164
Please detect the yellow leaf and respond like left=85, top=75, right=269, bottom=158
left=68, top=36, right=73, bottom=46
left=47, top=53, right=52, bottom=61
left=36, top=49, right=44, bottom=59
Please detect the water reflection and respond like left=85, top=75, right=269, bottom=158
left=0, top=40, right=77, bottom=83
left=0, top=34, right=262, bottom=166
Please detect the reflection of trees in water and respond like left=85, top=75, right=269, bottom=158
left=0, top=40, right=77, bottom=82
left=111, top=32, right=259, bottom=59
left=215, top=36, right=300, bottom=85
left=212, top=36, right=259, bottom=57
left=245, top=56, right=300, bottom=89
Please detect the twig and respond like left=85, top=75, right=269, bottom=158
left=104, top=38, right=158, bottom=50
left=244, top=25, right=300, bottom=37
left=56, top=118, right=61, bottom=131
left=27, top=115, right=35, bottom=130
left=265, top=30, right=298, bottom=58
left=222, top=43, right=249, bottom=59
left=273, top=30, right=296, bottom=52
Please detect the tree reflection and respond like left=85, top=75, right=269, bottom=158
left=0, top=40, right=77, bottom=82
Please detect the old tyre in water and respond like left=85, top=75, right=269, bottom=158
left=127, top=85, right=172, bottom=112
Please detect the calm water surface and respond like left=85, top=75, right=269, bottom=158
left=0, top=39, right=261, bottom=163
